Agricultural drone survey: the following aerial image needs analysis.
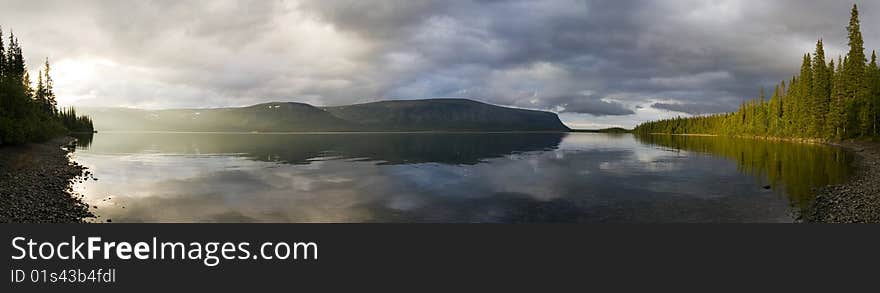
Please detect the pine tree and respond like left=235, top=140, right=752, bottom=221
left=811, top=39, right=831, bottom=137
left=35, top=69, right=44, bottom=109
left=844, top=4, right=868, bottom=137
left=3, top=34, right=25, bottom=80
left=757, top=87, right=768, bottom=135
left=42, top=58, right=56, bottom=115
left=826, top=59, right=837, bottom=138
left=783, top=76, right=796, bottom=135
left=859, top=52, right=876, bottom=135
left=769, top=84, right=782, bottom=136
left=0, top=26, right=92, bottom=144
left=828, top=57, right=847, bottom=139
left=797, top=53, right=813, bottom=136
left=869, top=51, right=880, bottom=135
left=22, top=71, right=32, bottom=98
left=5, top=32, right=19, bottom=78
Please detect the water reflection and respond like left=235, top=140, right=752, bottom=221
left=69, top=132, right=94, bottom=150
left=78, top=132, right=565, bottom=165
left=71, top=132, right=854, bottom=223
left=634, top=134, right=854, bottom=210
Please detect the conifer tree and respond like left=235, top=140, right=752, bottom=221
left=35, top=69, right=44, bottom=108
left=859, top=52, right=876, bottom=135
left=869, top=51, right=880, bottom=135
left=844, top=4, right=868, bottom=137
left=798, top=53, right=813, bottom=136
left=634, top=5, right=880, bottom=142
left=0, top=26, right=93, bottom=144
left=769, top=85, right=782, bottom=136
left=826, top=59, right=837, bottom=138
left=811, top=39, right=831, bottom=137
left=783, top=76, right=796, bottom=135
left=757, top=87, right=768, bottom=134
left=5, top=33, right=19, bottom=78
left=42, top=58, right=56, bottom=115
left=828, top=57, right=847, bottom=139
left=22, top=71, right=32, bottom=98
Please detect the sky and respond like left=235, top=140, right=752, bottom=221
left=2, top=0, right=880, bottom=129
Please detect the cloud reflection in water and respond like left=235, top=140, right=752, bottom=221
left=72, top=132, right=848, bottom=223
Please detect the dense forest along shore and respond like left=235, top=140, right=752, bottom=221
left=807, top=140, right=880, bottom=223
left=0, top=137, right=94, bottom=223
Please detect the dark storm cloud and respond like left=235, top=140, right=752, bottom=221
left=296, top=0, right=880, bottom=120
left=2, top=0, right=879, bottom=126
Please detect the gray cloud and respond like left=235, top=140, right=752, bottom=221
left=2, top=0, right=879, bottom=127
left=651, top=102, right=733, bottom=115
left=561, top=99, right=635, bottom=116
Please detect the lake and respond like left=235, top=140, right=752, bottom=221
left=69, top=132, right=855, bottom=223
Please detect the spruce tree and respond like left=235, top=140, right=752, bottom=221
left=0, top=26, right=92, bottom=144
left=42, top=58, right=56, bottom=115
left=5, top=33, right=17, bottom=78
left=859, top=52, right=876, bottom=135
left=22, top=71, right=31, bottom=98
left=35, top=69, right=44, bottom=109
left=783, top=76, right=796, bottom=135
left=811, top=39, right=831, bottom=137
left=799, top=53, right=813, bottom=135
left=828, top=57, right=847, bottom=138
left=844, top=4, right=868, bottom=137
left=758, top=87, right=768, bottom=135
left=869, top=51, right=880, bottom=135
left=4, top=34, right=25, bottom=80
left=826, top=59, right=837, bottom=138
left=769, top=85, right=782, bottom=136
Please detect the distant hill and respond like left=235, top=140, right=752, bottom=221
left=571, top=127, right=631, bottom=133
left=78, top=102, right=355, bottom=132
left=79, top=99, right=570, bottom=132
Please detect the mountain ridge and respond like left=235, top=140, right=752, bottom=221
left=78, top=98, right=571, bottom=132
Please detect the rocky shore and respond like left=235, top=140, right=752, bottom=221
left=0, top=137, right=94, bottom=223
left=806, top=140, right=880, bottom=223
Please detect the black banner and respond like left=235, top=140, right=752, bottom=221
left=3, top=224, right=880, bottom=291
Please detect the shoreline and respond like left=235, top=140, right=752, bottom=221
left=645, top=133, right=828, bottom=145
left=805, top=140, right=880, bottom=223
left=644, top=133, right=879, bottom=223
left=0, top=137, right=94, bottom=223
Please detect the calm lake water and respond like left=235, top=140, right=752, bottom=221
left=70, top=132, right=854, bottom=223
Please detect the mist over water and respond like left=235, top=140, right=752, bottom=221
left=70, top=132, right=853, bottom=223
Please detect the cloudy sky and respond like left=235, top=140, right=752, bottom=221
left=2, top=0, right=880, bottom=128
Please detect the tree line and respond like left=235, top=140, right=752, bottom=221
left=0, top=27, right=93, bottom=145
left=635, top=5, right=880, bottom=140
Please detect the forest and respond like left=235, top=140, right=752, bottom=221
left=0, top=27, right=93, bottom=145
left=635, top=5, right=880, bottom=141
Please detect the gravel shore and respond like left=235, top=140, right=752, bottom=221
left=0, top=137, right=94, bottom=223
left=806, top=140, right=880, bottom=223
